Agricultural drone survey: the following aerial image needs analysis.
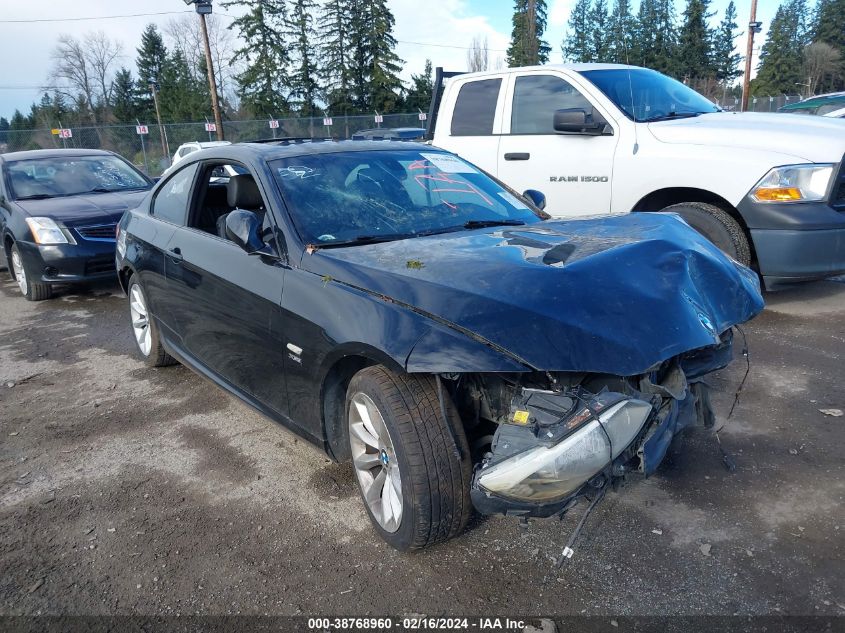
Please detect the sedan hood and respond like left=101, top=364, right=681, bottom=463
left=305, top=214, right=764, bottom=375
left=648, top=112, right=845, bottom=163
left=14, top=190, right=148, bottom=224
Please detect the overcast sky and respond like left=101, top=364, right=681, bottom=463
left=0, top=0, right=780, bottom=121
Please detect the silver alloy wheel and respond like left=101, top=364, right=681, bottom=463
left=349, top=392, right=403, bottom=533
left=129, top=284, right=152, bottom=356
left=10, top=248, right=27, bottom=296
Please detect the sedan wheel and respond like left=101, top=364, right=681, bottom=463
left=346, top=366, right=472, bottom=551
left=349, top=392, right=403, bottom=533
left=127, top=278, right=177, bottom=368
left=129, top=284, right=152, bottom=356
left=9, top=244, right=51, bottom=301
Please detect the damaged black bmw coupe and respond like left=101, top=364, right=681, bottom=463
left=116, top=140, right=764, bottom=550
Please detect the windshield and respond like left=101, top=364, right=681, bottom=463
left=270, top=149, right=544, bottom=246
left=580, top=68, right=720, bottom=122
left=7, top=154, right=151, bottom=200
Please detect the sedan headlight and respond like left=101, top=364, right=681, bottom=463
left=476, top=399, right=652, bottom=503
left=25, top=217, right=70, bottom=245
left=751, top=164, right=835, bottom=203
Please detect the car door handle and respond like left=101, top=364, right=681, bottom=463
left=504, top=152, right=530, bottom=161
left=167, top=247, right=183, bottom=263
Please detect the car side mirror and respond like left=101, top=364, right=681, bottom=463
left=553, top=108, right=610, bottom=136
left=523, top=189, right=546, bottom=210
left=225, top=209, right=266, bottom=254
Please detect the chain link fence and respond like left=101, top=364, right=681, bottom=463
left=0, top=98, right=812, bottom=176
left=0, top=113, right=425, bottom=177
left=714, top=94, right=804, bottom=112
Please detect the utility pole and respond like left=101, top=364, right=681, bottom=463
left=149, top=81, right=170, bottom=163
left=186, top=0, right=224, bottom=141
left=741, top=0, right=762, bottom=112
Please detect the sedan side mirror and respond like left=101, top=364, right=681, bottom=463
left=523, top=189, right=546, bottom=210
left=225, top=209, right=266, bottom=254
left=553, top=108, right=610, bottom=136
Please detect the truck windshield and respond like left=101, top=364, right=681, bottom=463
left=270, top=149, right=544, bottom=246
left=579, top=68, right=720, bottom=123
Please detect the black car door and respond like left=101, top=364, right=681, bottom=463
left=162, top=162, right=291, bottom=418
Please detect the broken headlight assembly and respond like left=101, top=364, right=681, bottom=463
left=475, top=392, right=653, bottom=503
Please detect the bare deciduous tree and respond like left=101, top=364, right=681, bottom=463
left=165, top=14, right=238, bottom=107
left=466, top=35, right=489, bottom=72
left=48, top=32, right=122, bottom=124
left=802, top=42, right=841, bottom=97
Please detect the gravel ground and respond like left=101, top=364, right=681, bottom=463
left=0, top=273, right=843, bottom=619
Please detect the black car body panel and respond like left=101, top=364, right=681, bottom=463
left=116, top=140, right=764, bottom=516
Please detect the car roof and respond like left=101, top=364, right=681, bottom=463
left=781, top=93, right=845, bottom=110
left=186, top=139, right=438, bottom=162
left=0, top=148, right=115, bottom=162
left=180, top=141, right=231, bottom=148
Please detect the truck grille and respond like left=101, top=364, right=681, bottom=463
left=77, top=223, right=117, bottom=240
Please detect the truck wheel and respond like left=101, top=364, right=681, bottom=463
left=10, top=244, right=52, bottom=301
left=128, top=278, right=177, bottom=367
left=661, top=202, right=751, bottom=267
left=346, top=366, right=472, bottom=551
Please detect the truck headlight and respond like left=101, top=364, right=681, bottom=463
left=476, top=399, right=652, bottom=503
left=25, top=217, right=70, bottom=245
left=751, top=164, right=835, bottom=203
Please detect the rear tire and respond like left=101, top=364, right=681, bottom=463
left=346, top=366, right=472, bottom=551
left=10, top=244, right=52, bottom=301
left=127, top=278, right=176, bottom=368
left=661, top=202, right=751, bottom=267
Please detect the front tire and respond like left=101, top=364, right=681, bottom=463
left=346, top=366, right=472, bottom=551
left=127, top=278, right=176, bottom=367
left=661, top=202, right=751, bottom=267
left=10, top=243, right=52, bottom=301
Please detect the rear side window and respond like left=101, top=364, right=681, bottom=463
left=511, top=75, right=594, bottom=134
left=152, top=163, right=198, bottom=225
left=451, top=79, right=502, bottom=136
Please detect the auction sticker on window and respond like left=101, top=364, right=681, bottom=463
left=420, top=153, right=477, bottom=174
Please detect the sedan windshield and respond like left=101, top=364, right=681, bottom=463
left=580, top=68, right=720, bottom=123
left=7, top=155, right=151, bottom=200
left=270, top=149, right=544, bottom=246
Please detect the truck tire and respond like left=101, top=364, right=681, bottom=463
left=10, top=243, right=52, bottom=301
left=346, top=365, right=472, bottom=551
left=661, top=202, right=751, bottom=267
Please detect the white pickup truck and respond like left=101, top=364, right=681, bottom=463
left=427, top=64, right=845, bottom=289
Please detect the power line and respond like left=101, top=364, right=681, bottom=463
left=0, top=10, right=194, bottom=24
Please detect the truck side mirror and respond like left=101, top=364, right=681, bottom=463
left=553, top=108, right=610, bottom=136
left=522, top=189, right=546, bottom=210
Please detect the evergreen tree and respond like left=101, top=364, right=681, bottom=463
left=224, top=0, right=291, bottom=118
left=112, top=68, right=139, bottom=123
left=405, top=59, right=434, bottom=113
left=589, top=0, right=612, bottom=61
left=348, top=0, right=404, bottom=112
left=319, top=0, right=355, bottom=113
left=0, top=117, right=9, bottom=144
left=157, top=49, right=208, bottom=122
left=677, top=0, right=716, bottom=81
left=507, top=0, right=552, bottom=66
left=812, top=0, right=845, bottom=87
left=754, top=0, right=810, bottom=94
left=286, top=0, right=321, bottom=116
left=135, top=24, right=168, bottom=118
left=607, top=0, right=636, bottom=63
left=8, top=110, right=34, bottom=152
left=713, top=1, right=743, bottom=85
left=563, top=0, right=594, bottom=62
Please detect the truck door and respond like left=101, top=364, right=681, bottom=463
left=434, top=75, right=506, bottom=177
left=497, top=71, right=620, bottom=217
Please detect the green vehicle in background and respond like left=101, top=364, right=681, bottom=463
left=779, top=92, right=845, bottom=118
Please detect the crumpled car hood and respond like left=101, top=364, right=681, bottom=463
left=305, top=213, right=764, bottom=375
